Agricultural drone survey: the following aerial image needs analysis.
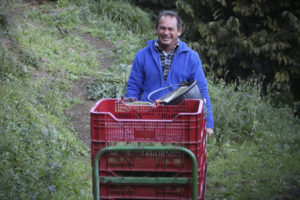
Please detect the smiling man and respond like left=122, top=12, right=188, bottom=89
left=126, top=10, right=214, bottom=136
left=155, top=13, right=182, bottom=52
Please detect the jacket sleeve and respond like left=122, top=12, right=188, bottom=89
left=190, top=52, right=214, bottom=129
left=125, top=52, right=144, bottom=100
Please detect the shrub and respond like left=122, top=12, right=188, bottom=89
left=95, top=0, right=153, bottom=34
left=176, top=0, right=300, bottom=103
left=88, top=64, right=131, bottom=100
left=206, top=76, right=300, bottom=199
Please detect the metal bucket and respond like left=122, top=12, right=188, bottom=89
left=158, top=80, right=202, bottom=105
left=148, top=80, right=207, bottom=118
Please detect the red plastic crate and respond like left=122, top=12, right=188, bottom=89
left=90, top=99, right=206, bottom=171
left=92, top=143, right=206, bottom=173
left=90, top=99, right=205, bottom=143
left=90, top=99, right=207, bottom=199
left=99, top=164, right=207, bottom=200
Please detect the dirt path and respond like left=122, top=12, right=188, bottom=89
left=19, top=1, right=117, bottom=147
left=67, top=33, right=116, bottom=146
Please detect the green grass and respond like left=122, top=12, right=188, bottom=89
left=0, top=1, right=97, bottom=199
left=87, top=64, right=131, bottom=100
left=206, top=78, right=300, bottom=199
left=0, top=0, right=153, bottom=199
left=19, top=16, right=98, bottom=77
left=0, top=79, right=91, bottom=199
left=95, top=0, right=153, bottom=34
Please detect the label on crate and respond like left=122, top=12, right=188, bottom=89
left=134, top=130, right=156, bottom=141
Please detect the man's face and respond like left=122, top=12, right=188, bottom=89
left=155, top=15, right=182, bottom=52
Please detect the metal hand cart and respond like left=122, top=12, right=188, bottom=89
left=90, top=99, right=207, bottom=200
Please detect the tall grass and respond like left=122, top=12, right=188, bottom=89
left=206, top=78, right=300, bottom=199
left=0, top=2, right=93, bottom=199
left=95, top=0, right=153, bottom=34
left=0, top=50, right=92, bottom=199
left=0, top=0, right=153, bottom=199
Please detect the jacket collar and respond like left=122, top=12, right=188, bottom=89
left=147, top=39, right=188, bottom=54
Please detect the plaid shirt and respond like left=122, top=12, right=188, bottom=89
left=155, top=40, right=179, bottom=81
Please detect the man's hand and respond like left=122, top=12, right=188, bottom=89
left=206, top=128, right=214, bottom=137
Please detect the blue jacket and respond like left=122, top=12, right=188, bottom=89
left=126, top=39, right=214, bottom=128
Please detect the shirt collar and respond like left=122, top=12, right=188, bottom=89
left=155, top=39, right=179, bottom=53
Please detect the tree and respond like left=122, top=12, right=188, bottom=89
left=176, top=0, right=300, bottom=101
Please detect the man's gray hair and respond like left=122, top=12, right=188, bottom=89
left=155, top=10, right=183, bottom=30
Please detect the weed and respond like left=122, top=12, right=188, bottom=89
left=95, top=0, right=152, bottom=34
left=0, top=1, right=92, bottom=199
left=88, top=63, right=131, bottom=100
left=206, top=77, right=300, bottom=199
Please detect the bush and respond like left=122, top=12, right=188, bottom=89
left=176, top=0, right=300, bottom=103
left=206, top=77, right=300, bottom=199
left=95, top=0, right=153, bottom=34
left=209, top=77, right=264, bottom=142
left=88, top=64, right=131, bottom=100
left=0, top=2, right=91, bottom=199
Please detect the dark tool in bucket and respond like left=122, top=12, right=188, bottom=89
left=148, top=80, right=208, bottom=118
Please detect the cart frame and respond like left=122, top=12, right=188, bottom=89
left=93, top=145, right=199, bottom=200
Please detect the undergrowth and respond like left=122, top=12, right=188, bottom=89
left=95, top=0, right=152, bottom=34
left=206, top=78, right=300, bottom=199
left=0, top=1, right=94, bottom=199
left=87, top=64, right=131, bottom=100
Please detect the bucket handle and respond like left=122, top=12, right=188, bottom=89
left=147, top=81, right=187, bottom=103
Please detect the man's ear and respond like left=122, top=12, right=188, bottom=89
left=154, top=25, right=158, bottom=31
left=178, top=27, right=183, bottom=36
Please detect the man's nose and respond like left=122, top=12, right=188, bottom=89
left=163, top=29, right=169, bottom=35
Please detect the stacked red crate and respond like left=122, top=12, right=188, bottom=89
left=90, top=99, right=207, bottom=200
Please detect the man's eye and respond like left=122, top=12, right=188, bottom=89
left=159, top=27, right=175, bottom=32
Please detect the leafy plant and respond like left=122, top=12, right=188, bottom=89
left=0, top=2, right=92, bottom=199
left=176, top=0, right=300, bottom=103
left=206, top=76, right=300, bottom=199
left=88, top=63, right=131, bottom=100
left=95, top=0, right=153, bottom=34
left=209, top=77, right=264, bottom=142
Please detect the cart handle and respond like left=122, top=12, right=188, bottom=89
left=93, top=145, right=199, bottom=200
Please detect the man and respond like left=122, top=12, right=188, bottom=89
left=126, top=10, right=214, bottom=136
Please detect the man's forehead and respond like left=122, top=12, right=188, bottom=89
left=158, top=16, right=178, bottom=26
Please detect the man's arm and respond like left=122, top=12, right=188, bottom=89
left=126, top=55, right=144, bottom=99
left=190, top=52, right=214, bottom=132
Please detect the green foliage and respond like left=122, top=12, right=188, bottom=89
left=128, top=0, right=177, bottom=18
left=0, top=79, right=91, bottom=199
left=210, top=75, right=300, bottom=145
left=88, top=64, right=131, bottom=100
left=129, top=0, right=176, bottom=9
left=95, top=0, right=153, bottom=34
left=209, top=78, right=264, bottom=141
left=0, top=0, right=153, bottom=197
left=0, top=2, right=92, bottom=199
left=26, top=3, right=85, bottom=29
left=0, top=46, right=25, bottom=80
left=111, top=31, right=155, bottom=64
left=177, top=0, right=300, bottom=101
left=57, top=0, right=94, bottom=7
left=207, top=141, right=300, bottom=199
left=0, top=28, right=38, bottom=80
left=23, top=8, right=99, bottom=76
left=206, top=76, right=300, bottom=199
